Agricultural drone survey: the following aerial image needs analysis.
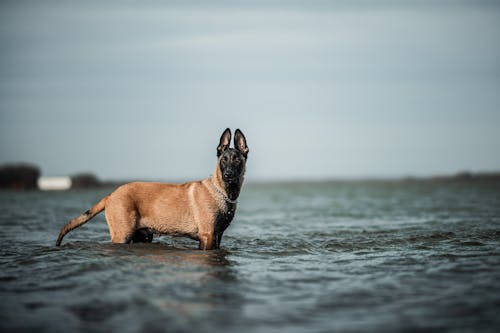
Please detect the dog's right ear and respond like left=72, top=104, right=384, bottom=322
left=217, top=128, right=232, bottom=157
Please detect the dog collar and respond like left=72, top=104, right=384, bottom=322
left=210, top=176, right=238, bottom=204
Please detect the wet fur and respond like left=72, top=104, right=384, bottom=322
left=56, top=128, right=248, bottom=250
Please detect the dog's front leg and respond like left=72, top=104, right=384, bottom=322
left=198, top=231, right=214, bottom=250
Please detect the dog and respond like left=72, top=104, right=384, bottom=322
left=56, top=128, right=248, bottom=250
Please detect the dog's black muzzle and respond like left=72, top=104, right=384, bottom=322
left=223, top=170, right=239, bottom=183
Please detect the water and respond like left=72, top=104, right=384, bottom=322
left=1, top=181, right=500, bottom=333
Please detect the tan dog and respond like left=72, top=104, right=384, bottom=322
left=56, top=128, right=248, bottom=250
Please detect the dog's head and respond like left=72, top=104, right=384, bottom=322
left=217, top=128, right=249, bottom=184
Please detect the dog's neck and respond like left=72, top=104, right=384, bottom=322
left=212, top=163, right=244, bottom=202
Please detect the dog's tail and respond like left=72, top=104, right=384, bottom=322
left=56, top=195, right=109, bottom=246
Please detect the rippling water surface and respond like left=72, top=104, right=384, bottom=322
left=1, top=181, right=500, bottom=332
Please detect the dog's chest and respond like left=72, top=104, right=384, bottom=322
left=214, top=203, right=236, bottom=234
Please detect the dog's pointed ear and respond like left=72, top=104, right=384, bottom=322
left=234, top=129, right=249, bottom=158
left=217, top=128, right=232, bottom=157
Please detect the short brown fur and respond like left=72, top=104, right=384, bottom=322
left=56, top=128, right=248, bottom=250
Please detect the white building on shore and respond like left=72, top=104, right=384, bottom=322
left=37, top=176, right=72, bottom=191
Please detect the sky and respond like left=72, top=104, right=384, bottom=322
left=1, top=0, right=499, bottom=181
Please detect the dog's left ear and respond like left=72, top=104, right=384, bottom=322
left=234, top=129, right=249, bottom=158
left=217, top=128, right=232, bottom=157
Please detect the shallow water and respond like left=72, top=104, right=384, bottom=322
left=1, top=181, right=500, bottom=333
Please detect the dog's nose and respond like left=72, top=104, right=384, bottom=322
left=224, top=170, right=234, bottom=178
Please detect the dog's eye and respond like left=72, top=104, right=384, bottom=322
left=233, top=159, right=240, bottom=165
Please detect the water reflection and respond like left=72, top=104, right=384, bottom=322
left=76, top=242, right=245, bottom=331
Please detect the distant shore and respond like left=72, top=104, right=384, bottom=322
left=399, top=171, right=500, bottom=183
left=247, top=172, right=500, bottom=185
left=1, top=163, right=499, bottom=191
left=71, top=171, right=500, bottom=188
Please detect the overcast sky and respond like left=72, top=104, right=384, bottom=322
left=1, top=0, right=499, bottom=181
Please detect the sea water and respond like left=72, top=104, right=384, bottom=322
left=1, top=180, right=500, bottom=332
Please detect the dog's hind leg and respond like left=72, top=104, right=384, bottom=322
left=108, top=224, right=135, bottom=244
left=104, top=200, right=138, bottom=244
left=130, top=228, right=154, bottom=243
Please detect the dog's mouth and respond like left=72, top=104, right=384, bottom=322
left=223, top=175, right=239, bottom=183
